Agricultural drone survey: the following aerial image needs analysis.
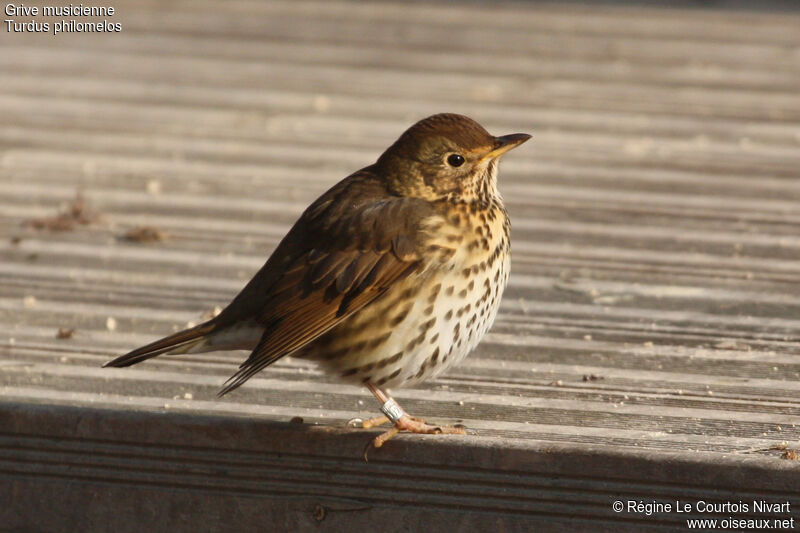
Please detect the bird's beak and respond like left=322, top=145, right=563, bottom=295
left=479, top=133, right=532, bottom=163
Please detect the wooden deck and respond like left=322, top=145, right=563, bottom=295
left=2, top=1, right=800, bottom=531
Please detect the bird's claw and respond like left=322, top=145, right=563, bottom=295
left=346, top=418, right=364, bottom=428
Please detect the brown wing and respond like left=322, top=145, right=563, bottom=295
left=217, top=169, right=437, bottom=396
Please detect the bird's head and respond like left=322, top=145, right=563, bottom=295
left=377, top=113, right=530, bottom=202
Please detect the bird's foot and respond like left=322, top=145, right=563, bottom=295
left=359, top=382, right=467, bottom=460
left=363, top=414, right=466, bottom=460
left=350, top=414, right=426, bottom=429
left=372, top=414, right=466, bottom=447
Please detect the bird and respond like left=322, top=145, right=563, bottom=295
left=104, top=113, right=530, bottom=452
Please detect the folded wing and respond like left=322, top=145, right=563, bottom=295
left=217, top=173, right=436, bottom=395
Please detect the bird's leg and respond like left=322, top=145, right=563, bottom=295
left=362, top=382, right=466, bottom=450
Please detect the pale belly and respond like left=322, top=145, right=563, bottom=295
left=305, top=240, right=510, bottom=390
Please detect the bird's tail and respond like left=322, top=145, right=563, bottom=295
left=103, top=321, right=217, bottom=368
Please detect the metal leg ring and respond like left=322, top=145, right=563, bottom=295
left=379, top=398, right=405, bottom=424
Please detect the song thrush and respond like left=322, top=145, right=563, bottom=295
left=104, top=113, right=530, bottom=451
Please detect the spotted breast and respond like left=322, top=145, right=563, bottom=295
left=303, top=195, right=510, bottom=389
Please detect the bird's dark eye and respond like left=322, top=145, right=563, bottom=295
left=447, top=154, right=465, bottom=167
